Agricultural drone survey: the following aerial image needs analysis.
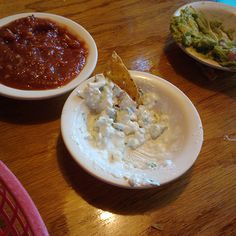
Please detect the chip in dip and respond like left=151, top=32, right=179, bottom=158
left=77, top=61, right=170, bottom=187
left=78, top=73, right=167, bottom=151
left=63, top=54, right=202, bottom=187
left=104, top=51, right=140, bottom=102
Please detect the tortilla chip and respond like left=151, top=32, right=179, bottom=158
left=104, top=51, right=140, bottom=102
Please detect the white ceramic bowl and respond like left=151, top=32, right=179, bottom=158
left=61, top=71, right=204, bottom=189
left=0, top=13, right=98, bottom=100
left=172, top=1, right=236, bottom=72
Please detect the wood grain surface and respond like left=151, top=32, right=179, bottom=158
left=0, top=0, right=236, bottom=235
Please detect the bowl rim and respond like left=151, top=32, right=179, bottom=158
left=61, top=71, right=204, bottom=189
left=0, top=12, right=98, bottom=100
left=173, top=0, right=236, bottom=16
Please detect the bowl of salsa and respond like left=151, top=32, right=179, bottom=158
left=0, top=12, right=98, bottom=100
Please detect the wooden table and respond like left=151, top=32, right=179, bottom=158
left=0, top=0, right=235, bottom=235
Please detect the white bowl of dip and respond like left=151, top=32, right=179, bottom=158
left=61, top=71, right=204, bottom=189
left=0, top=12, right=98, bottom=100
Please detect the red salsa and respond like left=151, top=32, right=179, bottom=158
left=0, top=15, right=87, bottom=90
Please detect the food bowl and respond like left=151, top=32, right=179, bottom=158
left=171, top=1, right=236, bottom=72
left=0, top=12, right=98, bottom=100
left=61, top=71, right=203, bottom=189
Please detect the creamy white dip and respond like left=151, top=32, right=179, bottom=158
left=75, top=74, right=176, bottom=187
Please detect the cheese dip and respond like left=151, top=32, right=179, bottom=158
left=76, top=74, right=174, bottom=187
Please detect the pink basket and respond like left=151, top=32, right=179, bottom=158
left=0, top=161, right=49, bottom=236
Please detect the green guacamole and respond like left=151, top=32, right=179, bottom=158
left=170, top=6, right=236, bottom=68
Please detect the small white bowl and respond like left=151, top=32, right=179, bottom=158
left=61, top=71, right=203, bottom=189
left=0, top=13, right=98, bottom=100
left=172, top=1, right=236, bottom=72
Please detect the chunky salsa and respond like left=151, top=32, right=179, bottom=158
left=0, top=15, right=87, bottom=90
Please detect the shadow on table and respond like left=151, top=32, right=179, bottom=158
left=0, top=93, right=70, bottom=124
left=57, top=135, right=191, bottom=215
left=157, top=36, right=236, bottom=99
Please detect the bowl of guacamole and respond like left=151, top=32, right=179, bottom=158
left=170, top=1, right=236, bottom=71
